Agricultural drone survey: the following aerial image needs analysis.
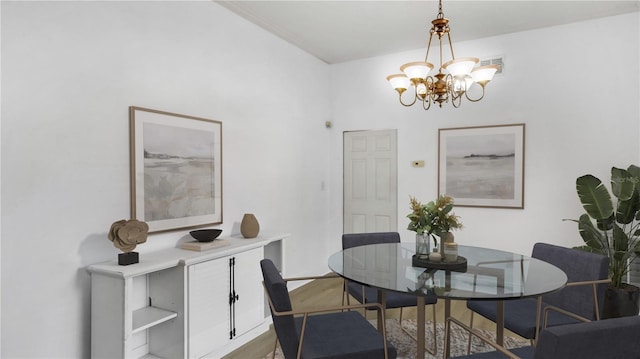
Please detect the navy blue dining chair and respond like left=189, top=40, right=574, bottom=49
left=342, top=232, right=439, bottom=355
left=261, top=259, right=397, bottom=359
left=445, top=311, right=640, bottom=358
left=466, top=242, right=610, bottom=346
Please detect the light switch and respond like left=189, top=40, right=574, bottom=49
left=412, top=160, right=425, bottom=167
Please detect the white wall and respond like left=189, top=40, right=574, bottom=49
left=327, top=12, right=640, bottom=256
left=2, top=2, right=639, bottom=358
left=0, top=2, right=3, bottom=356
left=1, top=1, right=332, bottom=357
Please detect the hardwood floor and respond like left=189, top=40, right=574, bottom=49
left=223, top=275, right=521, bottom=359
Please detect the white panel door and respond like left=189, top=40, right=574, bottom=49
left=344, top=129, right=397, bottom=233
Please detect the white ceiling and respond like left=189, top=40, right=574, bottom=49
left=216, top=1, right=640, bottom=64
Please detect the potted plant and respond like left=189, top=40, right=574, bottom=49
left=408, top=195, right=463, bottom=259
left=566, top=165, right=640, bottom=317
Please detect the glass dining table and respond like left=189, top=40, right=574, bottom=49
left=328, top=242, right=568, bottom=358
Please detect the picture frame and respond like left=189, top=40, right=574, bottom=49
left=129, top=106, right=223, bottom=232
left=438, top=123, right=525, bottom=209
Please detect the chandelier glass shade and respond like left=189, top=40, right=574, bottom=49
left=386, top=0, right=500, bottom=110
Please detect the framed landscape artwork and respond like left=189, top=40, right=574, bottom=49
left=438, top=124, right=525, bottom=209
left=130, top=106, right=223, bottom=232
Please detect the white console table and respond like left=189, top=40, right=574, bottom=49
left=88, top=233, right=288, bottom=359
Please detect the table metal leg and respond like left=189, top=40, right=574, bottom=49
left=377, top=289, right=386, bottom=333
left=417, top=295, right=425, bottom=358
left=444, top=271, right=452, bottom=358
left=444, top=298, right=451, bottom=358
left=496, top=300, right=504, bottom=346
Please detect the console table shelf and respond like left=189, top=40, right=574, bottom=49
left=132, top=306, right=178, bottom=334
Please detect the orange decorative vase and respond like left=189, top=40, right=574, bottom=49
left=240, top=213, right=260, bottom=238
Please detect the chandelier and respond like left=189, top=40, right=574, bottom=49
left=386, top=0, right=500, bottom=110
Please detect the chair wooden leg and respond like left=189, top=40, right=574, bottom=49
left=272, top=337, right=278, bottom=359
left=342, top=279, right=350, bottom=307
left=342, top=280, right=354, bottom=314
left=361, top=287, right=367, bottom=318
left=429, top=303, right=437, bottom=356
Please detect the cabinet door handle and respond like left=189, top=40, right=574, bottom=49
left=229, top=256, right=237, bottom=339
left=229, top=291, right=239, bottom=304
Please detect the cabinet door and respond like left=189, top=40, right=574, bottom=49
left=188, top=257, right=230, bottom=358
left=233, top=247, right=265, bottom=336
left=187, top=247, right=265, bottom=358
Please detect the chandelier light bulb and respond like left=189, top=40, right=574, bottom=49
left=416, top=82, right=428, bottom=99
left=453, top=75, right=472, bottom=92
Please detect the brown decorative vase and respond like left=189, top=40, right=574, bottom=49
left=240, top=213, right=260, bottom=238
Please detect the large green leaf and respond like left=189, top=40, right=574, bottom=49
left=611, top=167, right=635, bottom=201
left=627, top=165, right=640, bottom=195
left=596, top=215, right=614, bottom=231
left=612, top=222, right=629, bottom=252
left=616, top=190, right=640, bottom=224
left=577, top=175, right=614, bottom=220
left=578, top=213, right=605, bottom=251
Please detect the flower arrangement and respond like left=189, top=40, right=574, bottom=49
left=407, top=195, right=463, bottom=245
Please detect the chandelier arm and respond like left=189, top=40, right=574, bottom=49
left=464, top=85, right=487, bottom=102
left=399, top=90, right=419, bottom=107
left=424, top=32, right=435, bottom=63
left=422, top=96, right=432, bottom=110
left=452, top=94, right=462, bottom=108
left=452, top=76, right=465, bottom=101
left=446, top=74, right=457, bottom=101
left=446, top=75, right=462, bottom=108
left=425, top=76, right=436, bottom=104
left=446, top=31, right=456, bottom=60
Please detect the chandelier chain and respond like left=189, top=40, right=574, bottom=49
left=437, top=0, right=444, bottom=19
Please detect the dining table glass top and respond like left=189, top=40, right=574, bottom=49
left=328, top=243, right=568, bottom=300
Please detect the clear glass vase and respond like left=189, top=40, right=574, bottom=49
left=415, top=233, right=431, bottom=258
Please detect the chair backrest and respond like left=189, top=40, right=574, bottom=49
left=532, top=243, right=609, bottom=320
left=342, top=232, right=401, bottom=249
left=260, top=259, right=299, bottom=359
left=534, top=315, right=640, bottom=358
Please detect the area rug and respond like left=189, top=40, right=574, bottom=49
left=261, top=319, right=529, bottom=359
